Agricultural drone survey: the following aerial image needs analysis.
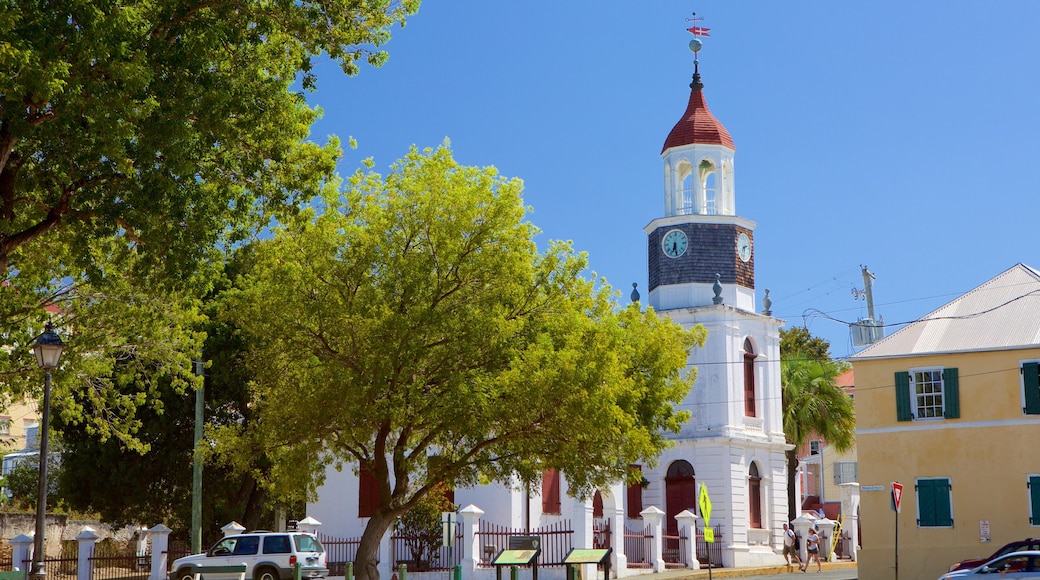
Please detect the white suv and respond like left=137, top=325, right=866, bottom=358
left=170, top=531, right=328, bottom=580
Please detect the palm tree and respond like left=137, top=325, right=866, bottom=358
left=781, top=350, right=856, bottom=520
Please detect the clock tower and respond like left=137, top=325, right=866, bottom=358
left=644, top=57, right=755, bottom=312
left=641, top=35, right=788, bottom=569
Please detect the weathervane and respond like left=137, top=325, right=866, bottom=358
left=685, top=12, right=710, bottom=85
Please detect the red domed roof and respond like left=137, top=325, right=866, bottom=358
left=661, top=82, right=734, bottom=153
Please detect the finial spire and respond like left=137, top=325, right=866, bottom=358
left=686, top=12, right=710, bottom=90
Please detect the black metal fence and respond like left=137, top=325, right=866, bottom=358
left=316, top=533, right=363, bottom=576
left=696, top=524, right=724, bottom=568
left=476, top=520, right=574, bottom=567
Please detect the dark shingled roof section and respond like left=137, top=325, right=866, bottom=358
left=661, top=86, right=735, bottom=152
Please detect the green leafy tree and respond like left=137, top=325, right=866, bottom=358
left=218, top=144, right=705, bottom=580
left=779, top=328, right=855, bottom=520
left=56, top=250, right=303, bottom=532
left=0, top=0, right=419, bottom=517
left=6, top=446, right=63, bottom=510
left=1, top=0, right=418, bottom=278
left=396, top=486, right=456, bottom=570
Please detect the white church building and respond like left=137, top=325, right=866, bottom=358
left=308, top=38, right=790, bottom=575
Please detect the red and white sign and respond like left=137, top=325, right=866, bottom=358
left=892, top=482, right=904, bottom=513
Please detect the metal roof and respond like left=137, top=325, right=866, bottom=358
left=851, top=263, right=1040, bottom=360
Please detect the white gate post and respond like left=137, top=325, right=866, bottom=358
left=459, top=504, right=484, bottom=580
left=675, top=510, right=700, bottom=570
left=148, top=524, right=173, bottom=580
left=639, top=506, right=665, bottom=572
left=11, top=533, right=33, bottom=572
left=377, top=527, right=392, bottom=580
left=76, top=527, right=98, bottom=580
left=222, top=522, right=245, bottom=537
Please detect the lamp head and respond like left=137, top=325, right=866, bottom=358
left=32, top=322, right=64, bottom=370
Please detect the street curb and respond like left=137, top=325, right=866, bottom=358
left=644, top=561, right=858, bottom=579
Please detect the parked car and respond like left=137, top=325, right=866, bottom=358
left=170, top=531, right=328, bottom=580
left=939, top=550, right=1040, bottom=579
left=950, top=539, right=1040, bottom=572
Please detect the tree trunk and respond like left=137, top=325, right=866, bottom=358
left=355, top=510, right=396, bottom=580
left=786, top=448, right=800, bottom=522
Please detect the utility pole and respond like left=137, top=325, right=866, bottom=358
left=192, top=359, right=205, bottom=553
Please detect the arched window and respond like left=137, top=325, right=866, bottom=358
left=749, top=462, right=763, bottom=528
left=699, top=160, right=716, bottom=215
left=665, top=460, right=697, bottom=539
left=744, top=338, right=757, bottom=417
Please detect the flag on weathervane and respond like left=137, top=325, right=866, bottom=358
left=686, top=12, right=710, bottom=37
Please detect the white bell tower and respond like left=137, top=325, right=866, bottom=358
left=640, top=31, right=789, bottom=569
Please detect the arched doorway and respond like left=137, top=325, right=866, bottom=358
left=665, top=460, right=697, bottom=538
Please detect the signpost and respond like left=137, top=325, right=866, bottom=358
left=698, top=484, right=714, bottom=580
left=892, top=482, right=903, bottom=580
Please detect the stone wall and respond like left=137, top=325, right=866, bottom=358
left=0, top=512, right=139, bottom=558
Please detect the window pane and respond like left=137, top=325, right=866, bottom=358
left=264, top=536, right=292, bottom=554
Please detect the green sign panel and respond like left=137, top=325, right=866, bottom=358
left=493, top=549, right=540, bottom=565
left=563, top=549, right=611, bottom=564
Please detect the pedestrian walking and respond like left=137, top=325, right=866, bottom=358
left=800, top=526, right=822, bottom=573
left=782, top=523, right=801, bottom=572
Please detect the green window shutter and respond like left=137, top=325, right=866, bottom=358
left=917, top=478, right=953, bottom=527
left=943, top=367, right=960, bottom=419
left=1030, top=476, right=1040, bottom=525
left=935, top=480, right=953, bottom=526
left=895, top=372, right=912, bottom=421
left=1024, top=363, right=1040, bottom=415
left=917, top=479, right=936, bottom=526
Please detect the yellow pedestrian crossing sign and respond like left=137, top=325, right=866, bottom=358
left=699, top=483, right=714, bottom=543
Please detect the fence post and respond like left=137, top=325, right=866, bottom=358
left=674, top=510, right=699, bottom=570
left=11, top=534, right=32, bottom=574
left=76, top=527, right=98, bottom=580
left=297, top=517, right=322, bottom=535
left=222, top=522, right=246, bottom=538
left=376, top=531, right=392, bottom=580
left=459, top=504, right=484, bottom=580
left=147, top=524, right=173, bottom=580
left=639, top=506, right=665, bottom=572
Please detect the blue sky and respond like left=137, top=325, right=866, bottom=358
left=307, top=1, right=1040, bottom=359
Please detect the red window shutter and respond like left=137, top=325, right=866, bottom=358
left=627, top=465, right=643, bottom=518
left=542, top=469, right=561, bottom=514
left=744, top=352, right=756, bottom=417
left=358, top=465, right=381, bottom=518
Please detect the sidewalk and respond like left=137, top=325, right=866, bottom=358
left=634, top=560, right=858, bottom=580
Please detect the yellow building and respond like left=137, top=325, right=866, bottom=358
left=851, top=263, right=1040, bottom=580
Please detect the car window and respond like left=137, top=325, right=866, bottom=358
left=264, top=535, right=292, bottom=554
left=985, top=554, right=1030, bottom=574
left=211, top=538, right=237, bottom=556
left=294, top=535, right=324, bottom=554
left=233, top=536, right=260, bottom=556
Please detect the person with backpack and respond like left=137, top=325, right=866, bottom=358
left=782, top=522, right=802, bottom=571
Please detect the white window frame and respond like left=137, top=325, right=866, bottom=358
left=809, top=440, right=822, bottom=455
left=0, top=418, right=10, bottom=436
left=1021, top=359, right=1040, bottom=415
left=910, top=367, right=945, bottom=420
left=1029, top=474, right=1040, bottom=527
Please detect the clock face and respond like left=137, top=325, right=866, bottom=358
left=662, top=229, right=688, bottom=258
left=737, top=232, right=751, bottom=262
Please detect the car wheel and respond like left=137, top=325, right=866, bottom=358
left=177, top=569, right=196, bottom=580
left=255, top=566, right=279, bottom=580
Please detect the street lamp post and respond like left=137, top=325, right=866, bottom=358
left=30, top=323, right=64, bottom=580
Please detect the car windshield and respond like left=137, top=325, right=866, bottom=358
left=294, top=535, right=324, bottom=553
